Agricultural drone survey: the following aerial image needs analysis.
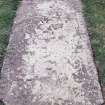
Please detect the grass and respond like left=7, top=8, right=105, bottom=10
left=0, top=0, right=20, bottom=70
left=82, top=0, right=105, bottom=85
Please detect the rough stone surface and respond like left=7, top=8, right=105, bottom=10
left=0, top=0, right=104, bottom=105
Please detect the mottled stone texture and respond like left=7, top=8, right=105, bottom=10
left=0, top=0, right=104, bottom=105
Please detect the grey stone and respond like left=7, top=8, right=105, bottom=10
left=0, top=0, right=104, bottom=105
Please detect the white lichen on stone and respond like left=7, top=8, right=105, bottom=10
left=0, top=0, right=103, bottom=105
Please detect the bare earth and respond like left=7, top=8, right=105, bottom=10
left=0, top=0, right=104, bottom=105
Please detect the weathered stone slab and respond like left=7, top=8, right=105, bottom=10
left=0, top=0, right=104, bottom=105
